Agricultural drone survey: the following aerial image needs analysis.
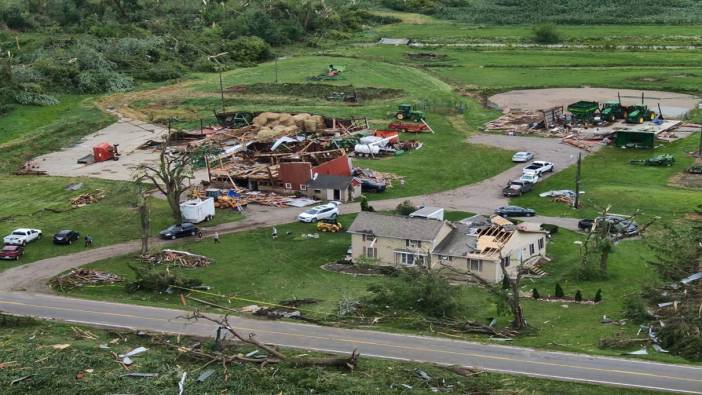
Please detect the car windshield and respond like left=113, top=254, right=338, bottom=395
left=57, top=231, right=70, bottom=235
left=11, top=231, right=26, bottom=236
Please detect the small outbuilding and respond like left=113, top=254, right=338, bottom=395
left=614, top=130, right=655, bottom=149
left=304, top=174, right=361, bottom=203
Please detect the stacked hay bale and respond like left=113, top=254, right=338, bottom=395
left=252, top=112, right=326, bottom=139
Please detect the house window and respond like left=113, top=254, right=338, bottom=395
left=529, top=243, right=535, bottom=255
left=284, top=182, right=292, bottom=190
left=538, top=238, right=544, bottom=250
left=405, top=239, right=422, bottom=248
left=395, top=252, right=425, bottom=266
left=300, top=184, right=307, bottom=191
left=501, top=256, right=510, bottom=267
left=468, top=259, right=482, bottom=272
left=439, top=255, right=452, bottom=262
left=363, top=247, right=377, bottom=259
left=314, top=189, right=322, bottom=193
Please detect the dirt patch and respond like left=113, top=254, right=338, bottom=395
left=226, top=83, right=403, bottom=102
left=321, top=262, right=396, bottom=276
left=489, top=88, right=700, bottom=119
left=669, top=162, right=702, bottom=189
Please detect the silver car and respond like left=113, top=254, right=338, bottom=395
left=512, top=151, right=534, bottom=162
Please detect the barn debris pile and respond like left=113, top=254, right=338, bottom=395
left=140, top=249, right=212, bottom=268
left=70, top=189, right=106, bottom=208
left=50, top=269, right=122, bottom=291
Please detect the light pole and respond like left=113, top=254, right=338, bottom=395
left=207, top=52, right=229, bottom=114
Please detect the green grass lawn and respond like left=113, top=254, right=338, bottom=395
left=67, top=213, right=697, bottom=364
left=512, top=135, right=701, bottom=220
left=0, top=318, right=660, bottom=395
left=0, top=96, right=115, bottom=172
left=0, top=176, right=241, bottom=269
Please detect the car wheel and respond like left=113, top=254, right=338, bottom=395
left=68, top=240, right=72, bottom=245
left=527, top=213, right=535, bottom=217
left=171, top=235, right=176, bottom=240
left=191, top=231, right=196, bottom=236
left=331, top=213, right=338, bottom=219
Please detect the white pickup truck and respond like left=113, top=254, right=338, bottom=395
left=3, top=228, right=42, bottom=245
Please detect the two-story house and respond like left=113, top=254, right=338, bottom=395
left=347, top=212, right=549, bottom=283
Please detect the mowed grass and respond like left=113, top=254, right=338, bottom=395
left=365, top=17, right=702, bottom=46
left=0, top=320, right=660, bottom=395
left=0, top=96, right=115, bottom=172
left=512, top=135, right=701, bottom=220
left=0, top=176, right=241, bottom=269
left=69, top=215, right=695, bottom=363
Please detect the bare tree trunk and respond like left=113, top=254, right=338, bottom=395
left=138, top=194, right=150, bottom=255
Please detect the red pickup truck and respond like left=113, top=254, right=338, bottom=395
left=0, top=244, right=24, bottom=260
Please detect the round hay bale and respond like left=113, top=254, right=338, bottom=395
left=292, top=113, right=311, bottom=127
left=303, top=119, right=317, bottom=132
left=257, top=128, right=280, bottom=139
left=312, top=115, right=325, bottom=130
left=278, top=113, right=292, bottom=124
left=267, top=120, right=280, bottom=128
left=253, top=113, right=269, bottom=126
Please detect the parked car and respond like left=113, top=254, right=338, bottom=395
left=578, top=215, right=639, bottom=237
left=512, top=151, right=534, bottom=163
left=523, top=160, right=555, bottom=176
left=518, top=172, right=540, bottom=184
left=495, top=206, right=536, bottom=217
left=159, top=223, right=199, bottom=240
left=3, top=228, right=42, bottom=246
left=297, top=203, right=339, bottom=223
left=360, top=178, right=386, bottom=193
left=502, top=180, right=534, bottom=197
left=0, top=244, right=24, bottom=260
left=52, top=230, right=80, bottom=245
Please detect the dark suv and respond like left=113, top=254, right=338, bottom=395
left=360, top=179, right=386, bottom=193
left=159, top=223, right=199, bottom=240
left=53, top=230, right=80, bottom=245
left=502, top=180, right=534, bottom=197
left=578, top=216, right=639, bottom=237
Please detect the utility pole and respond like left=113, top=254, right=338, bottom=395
left=697, top=127, right=702, bottom=157
left=574, top=152, right=582, bottom=209
left=274, top=57, right=278, bottom=84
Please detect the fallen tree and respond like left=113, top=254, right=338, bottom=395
left=181, top=311, right=359, bottom=370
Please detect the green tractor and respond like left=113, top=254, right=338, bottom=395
left=624, top=92, right=657, bottom=124
left=600, top=100, right=627, bottom=122
left=625, top=104, right=656, bottom=124
left=395, top=104, right=425, bottom=122
left=629, top=154, right=675, bottom=167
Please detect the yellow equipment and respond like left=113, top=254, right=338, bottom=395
left=317, top=218, right=343, bottom=233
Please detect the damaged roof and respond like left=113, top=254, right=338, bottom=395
left=432, top=223, right=478, bottom=257
left=306, top=174, right=354, bottom=190
left=347, top=212, right=447, bottom=242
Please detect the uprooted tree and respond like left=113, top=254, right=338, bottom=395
left=134, top=135, right=194, bottom=223
left=578, top=206, right=655, bottom=280
left=179, top=311, right=359, bottom=370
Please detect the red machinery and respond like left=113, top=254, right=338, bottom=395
left=77, top=143, right=120, bottom=164
left=373, top=130, right=400, bottom=144
left=387, top=120, right=434, bottom=134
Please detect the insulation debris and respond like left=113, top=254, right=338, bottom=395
left=70, top=189, right=106, bottom=208
left=50, top=269, right=122, bottom=291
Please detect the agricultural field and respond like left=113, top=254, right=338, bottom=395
left=0, top=318, right=658, bottom=395
left=66, top=214, right=695, bottom=365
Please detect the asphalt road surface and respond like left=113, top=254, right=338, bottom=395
left=1, top=292, right=700, bottom=394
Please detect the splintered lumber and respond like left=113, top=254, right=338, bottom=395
left=140, top=249, right=212, bottom=268
left=50, top=269, right=122, bottom=291
left=70, top=189, right=106, bottom=207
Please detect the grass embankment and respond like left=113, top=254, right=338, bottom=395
left=70, top=215, right=694, bottom=364
left=0, top=318, right=658, bottom=395
left=513, top=135, right=701, bottom=219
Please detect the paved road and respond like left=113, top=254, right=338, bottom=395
left=1, top=292, right=700, bottom=394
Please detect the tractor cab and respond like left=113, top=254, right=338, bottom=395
left=600, top=101, right=626, bottom=121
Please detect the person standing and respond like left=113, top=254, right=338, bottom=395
left=272, top=227, right=278, bottom=240
left=213, top=232, right=220, bottom=243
